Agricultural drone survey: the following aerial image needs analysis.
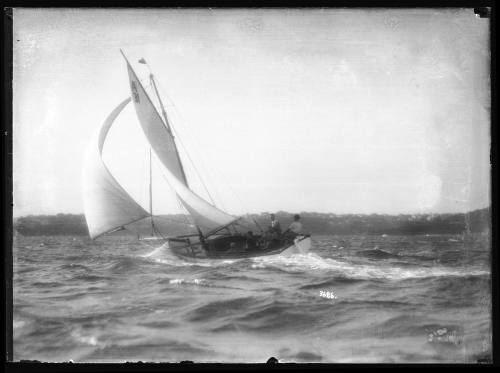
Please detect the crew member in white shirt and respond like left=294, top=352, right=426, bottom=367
left=285, top=214, right=302, bottom=239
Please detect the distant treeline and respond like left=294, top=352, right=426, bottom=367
left=13, top=208, right=490, bottom=237
left=282, top=208, right=490, bottom=235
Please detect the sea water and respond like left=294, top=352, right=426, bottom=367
left=12, top=234, right=491, bottom=363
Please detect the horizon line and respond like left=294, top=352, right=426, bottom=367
left=12, top=205, right=491, bottom=219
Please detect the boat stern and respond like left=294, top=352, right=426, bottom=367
left=280, top=235, right=312, bottom=256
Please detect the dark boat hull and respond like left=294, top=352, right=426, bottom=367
left=167, top=235, right=311, bottom=260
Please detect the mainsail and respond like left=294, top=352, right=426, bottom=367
left=82, top=98, right=150, bottom=239
left=122, top=53, right=237, bottom=232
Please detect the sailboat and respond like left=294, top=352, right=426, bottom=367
left=82, top=50, right=311, bottom=260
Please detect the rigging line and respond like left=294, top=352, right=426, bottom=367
left=138, top=77, right=151, bottom=91
left=154, top=95, right=233, bottom=214
left=142, top=82, right=196, bottom=232
left=155, top=84, right=246, bottom=216
left=200, top=149, right=248, bottom=215
left=153, top=223, right=166, bottom=239
left=156, top=169, right=221, bottom=233
left=163, top=103, right=225, bottom=210
left=173, top=189, right=193, bottom=226
left=150, top=152, right=197, bottom=231
left=151, top=149, right=194, bottom=228
left=242, top=213, right=263, bottom=233
left=139, top=144, right=148, bottom=211
left=152, top=215, right=195, bottom=226
left=149, top=152, right=193, bottom=225
left=135, top=144, right=153, bottom=239
left=168, top=119, right=218, bottom=207
left=148, top=148, right=154, bottom=230
left=140, top=62, right=217, bottom=207
left=170, top=109, right=227, bottom=212
left=150, top=78, right=224, bottom=210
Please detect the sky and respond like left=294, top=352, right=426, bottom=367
left=13, top=8, right=491, bottom=217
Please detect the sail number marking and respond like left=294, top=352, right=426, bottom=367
left=131, top=81, right=140, bottom=103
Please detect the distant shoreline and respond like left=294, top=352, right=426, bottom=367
left=12, top=208, right=490, bottom=237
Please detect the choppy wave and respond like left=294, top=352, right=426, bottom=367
left=13, top=234, right=492, bottom=363
left=357, top=248, right=400, bottom=259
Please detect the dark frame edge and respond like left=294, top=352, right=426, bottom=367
left=3, top=6, right=14, bottom=364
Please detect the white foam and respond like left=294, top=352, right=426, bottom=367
left=169, top=278, right=210, bottom=286
left=250, top=252, right=489, bottom=280
left=71, top=330, right=100, bottom=346
left=140, top=244, right=237, bottom=267
left=141, top=245, right=166, bottom=258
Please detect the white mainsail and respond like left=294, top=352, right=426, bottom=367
left=82, top=98, right=150, bottom=239
left=124, top=57, right=187, bottom=185
left=123, top=54, right=237, bottom=232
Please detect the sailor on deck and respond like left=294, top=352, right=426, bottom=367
left=284, top=214, right=302, bottom=239
left=269, top=214, right=282, bottom=235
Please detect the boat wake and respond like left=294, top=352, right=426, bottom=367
left=139, top=244, right=489, bottom=281
left=141, top=245, right=168, bottom=258
left=140, top=244, right=237, bottom=267
left=250, top=252, right=489, bottom=280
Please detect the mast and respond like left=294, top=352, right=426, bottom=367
left=149, top=147, right=154, bottom=237
left=149, top=73, right=189, bottom=186
left=148, top=67, right=205, bottom=243
left=121, top=50, right=236, bottom=243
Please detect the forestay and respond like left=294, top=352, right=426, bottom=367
left=82, top=98, right=150, bottom=239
